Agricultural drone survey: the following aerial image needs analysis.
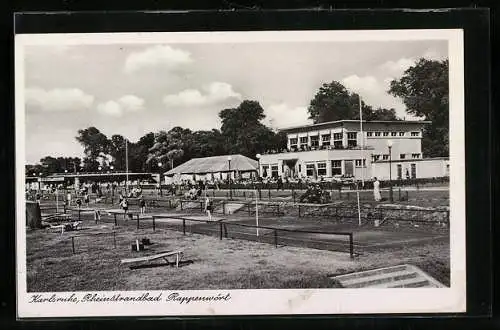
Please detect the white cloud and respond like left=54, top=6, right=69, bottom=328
left=25, top=87, right=94, bottom=112
left=97, top=100, right=122, bottom=117
left=97, top=95, right=145, bottom=117
left=379, top=57, right=416, bottom=76
left=341, top=74, right=407, bottom=116
left=118, top=95, right=145, bottom=112
left=163, top=82, right=241, bottom=108
left=124, top=45, right=192, bottom=74
left=264, top=103, right=312, bottom=129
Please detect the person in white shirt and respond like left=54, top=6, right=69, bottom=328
left=373, top=177, right=381, bottom=202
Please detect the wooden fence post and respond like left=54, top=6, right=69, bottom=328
left=183, top=219, right=186, bottom=235
left=274, top=230, right=278, bottom=248
left=222, top=200, right=226, bottom=215
left=180, top=200, right=183, bottom=210
left=113, top=231, right=116, bottom=249
left=349, top=233, right=354, bottom=259
left=152, top=216, right=156, bottom=232
left=136, top=215, right=140, bottom=230
left=219, top=222, right=223, bottom=240
left=71, top=237, right=75, bottom=254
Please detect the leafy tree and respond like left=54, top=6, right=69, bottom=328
left=308, top=81, right=399, bottom=123
left=107, top=134, right=128, bottom=171
left=219, top=100, right=279, bottom=157
left=388, top=58, right=449, bottom=157
left=75, top=127, right=109, bottom=171
left=131, top=132, right=156, bottom=172
left=190, top=129, right=228, bottom=158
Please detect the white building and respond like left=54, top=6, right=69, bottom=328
left=259, top=120, right=449, bottom=181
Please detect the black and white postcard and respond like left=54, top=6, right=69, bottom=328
left=15, top=29, right=466, bottom=317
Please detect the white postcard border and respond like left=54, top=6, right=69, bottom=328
left=15, top=29, right=466, bottom=318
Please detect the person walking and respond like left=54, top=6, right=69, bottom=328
left=373, top=177, right=382, bottom=202
left=84, top=192, right=90, bottom=207
left=204, top=195, right=213, bottom=222
left=139, top=196, right=146, bottom=214
left=120, top=198, right=129, bottom=220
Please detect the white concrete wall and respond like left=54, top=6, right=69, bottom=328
left=371, top=158, right=449, bottom=180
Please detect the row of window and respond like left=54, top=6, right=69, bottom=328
left=290, top=132, right=357, bottom=148
left=366, top=131, right=420, bottom=137
left=372, top=153, right=421, bottom=161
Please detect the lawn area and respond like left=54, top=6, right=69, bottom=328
left=26, top=221, right=450, bottom=292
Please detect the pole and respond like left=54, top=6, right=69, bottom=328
left=255, top=189, right=259, bottom=237
left=228, top=159, right=232, bottom=200
left=56, top=187, right=59, bottom=213
left=359, top=95, right=365, bottom=188
left=125, top=140, right=129, bottom=194
left=356, top=183, right=362, bottom=226
left=389, top=146, right=393, bottom=202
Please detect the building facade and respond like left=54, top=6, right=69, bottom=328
left=259, top=120, right=449, bottom=181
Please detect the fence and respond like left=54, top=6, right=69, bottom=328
left=151, top=215, right=355, bottom=258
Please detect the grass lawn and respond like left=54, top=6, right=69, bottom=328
left=26, top=221, right=450, bottom=291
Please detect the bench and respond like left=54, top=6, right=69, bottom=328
left=121, top=250, right=184, bottom=268
left=48, top=221, right=82, bottom=234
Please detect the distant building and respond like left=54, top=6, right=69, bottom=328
left=259, top=120, right=449, bottom=181
left=165, top=154, right=258, bottom=183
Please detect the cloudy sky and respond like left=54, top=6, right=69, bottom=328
left=22, top=37, right=447, bottom=164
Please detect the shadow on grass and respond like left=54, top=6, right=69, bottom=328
left=128, top=260, right=194, bottom=270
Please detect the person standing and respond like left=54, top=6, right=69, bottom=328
left=139, top=196, right=146, bottom=214
left=204, top=195, right=213, bottom=222
left=120, top=198, right=129, bottom=220
left=373, top=177, right=382, bottom=202
left=84, top=192, right=90, bottom=207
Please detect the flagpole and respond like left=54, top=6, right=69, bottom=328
left=359, top=95, right=364, bottom=188
left=125, top=140, right=129, bottom=193
left=358, top=95, right=364, bottom=227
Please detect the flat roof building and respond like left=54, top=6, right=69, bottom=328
left=259, top=120, right=449, bottom=181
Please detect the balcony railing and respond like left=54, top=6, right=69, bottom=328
left=262, top=145, right=374, bottom=155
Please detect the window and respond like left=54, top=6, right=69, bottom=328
left=262, top=165, right=269, bottom=177
left=411, top=163, right=417, bottom=179
left=397, top=164, right=402, bottom=180
left=321, top=134, right=331, bottom=146
left=445, top=164, right=450, bottom=176
left=310, top=135, right=319, bottom=148
left=382, top=154, right=389, bottom=160
left=400, top=154, right=406, bottom=159
left=271, top=165, right=279, bottom=178
left=355, top=159, right=366, bottom=167
left=399, top=132, right=405, bottom=136
left=375, top=132, right=381, bottom=137
left=391, top=132, right=397, bottom=136
left=367, top=132, right=373, bottom=137
left=299, top=136, right=308, bottom=148
left=411, top=153, right=420, bottom=159
left=331, top=160, right=342, bottom=175
left=317, top=162, right=327, bottom=176
left=333, top=133, right=343, bottom=148
left=289, top=138, right=298, bottom=148
left=306, top=164, right=315, bottom=177
left=347, top=132, right=357, bottom=147
left=383, top=132, right=389, bottom=136
left=298, top=164, right=302, bottom=173
left=372, top=155, right=380, bottom=162
left=411, top=131, right=420, bottom=137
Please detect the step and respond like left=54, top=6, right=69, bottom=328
left=340, top=270, right=418, bottom=288
left=333, top=264, right=408, bottom=282
left=368, top=276, right=430, bottom=288
left=388, top=277, right=431, bottom=288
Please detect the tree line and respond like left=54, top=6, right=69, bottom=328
left=26, top=58, right=449, bottom=175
